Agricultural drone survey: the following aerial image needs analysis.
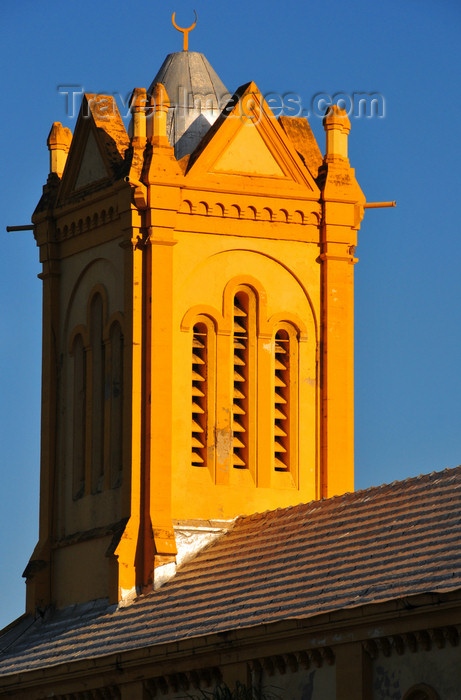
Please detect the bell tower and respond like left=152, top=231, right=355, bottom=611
left=24, top=35, right=365, bottom=613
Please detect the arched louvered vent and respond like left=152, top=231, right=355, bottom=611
left=232, top=293, right=249, bottom=468
left=192, top=323, right=207, bottom=466
left=274, top=329, right=290, bottom=471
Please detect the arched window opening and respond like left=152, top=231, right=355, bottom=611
left=90, top=294, right=105, bottom=493
left=232, top=290, right=256, bottom=469
left=403, top=685, right=440, bottom=700
left=274, top=329, right=290, bottom=471
left=192, top=322, right=208, bottom=467
left=109, top=322, right=123, bottom=487
left=72, top=334, right=86, bottom=499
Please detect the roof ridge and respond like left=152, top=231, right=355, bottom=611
left=233, top=464, right=461, bottom=525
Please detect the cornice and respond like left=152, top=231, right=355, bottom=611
left=3, top=591, right=461, bottom=695
left=55, top=203, right=120, bottom=243
left=177, top=196, right=321, bottom=227
left=363, top=625, right=460, bottom=660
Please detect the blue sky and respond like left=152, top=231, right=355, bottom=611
left=1, top=0, right=461, bottom=629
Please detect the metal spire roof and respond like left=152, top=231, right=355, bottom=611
left=148, top=51, right=230, bottom=160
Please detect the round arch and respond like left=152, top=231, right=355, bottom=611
left=403, top=684, right=440, bottom=700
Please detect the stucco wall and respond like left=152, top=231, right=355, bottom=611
left=373, top=645, right=461, bottom=700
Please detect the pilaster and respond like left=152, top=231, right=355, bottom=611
left=335, top=642, right=372, bottom=700
left=320, top=107, right=365, bottom=498
left=145, top=212, right=178, bottom=583
left=113, top=222, right=145, bottom=602
left=24, top=219, right=60, bottom=612
left=141, top=85, right=181, bottom=584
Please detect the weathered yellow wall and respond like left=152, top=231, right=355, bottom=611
left=52, top=537, right=113, bottom=608
left=172, top=232, right=319, bottom=518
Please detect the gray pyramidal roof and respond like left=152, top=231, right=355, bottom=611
left=147, top=52, right=231, bottom=159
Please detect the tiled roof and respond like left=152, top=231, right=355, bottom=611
left=278, top=116, right=324, bottom=181
left=84, top=94, right=130, bottom=177
left=1, top=466, right=461, bottom=676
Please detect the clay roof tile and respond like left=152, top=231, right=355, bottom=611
left=1, top=465, right=461, bottom=676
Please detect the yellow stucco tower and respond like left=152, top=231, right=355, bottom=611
left=25, top=31, right=365, bottom=613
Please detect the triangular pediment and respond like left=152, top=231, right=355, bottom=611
left=185, top=82, right=320, bottom=196
left=213, top=124, right=285, bottom=176
left=57, top=94, right=130, bottom=205
left=74, top=129, right=110, bottom=189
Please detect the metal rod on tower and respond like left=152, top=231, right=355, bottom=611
left=363, top=201, right=396, bottom=208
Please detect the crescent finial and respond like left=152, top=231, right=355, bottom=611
left=171, top=10, right=197, bottom=52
